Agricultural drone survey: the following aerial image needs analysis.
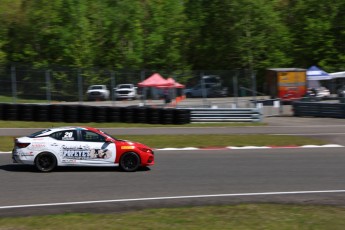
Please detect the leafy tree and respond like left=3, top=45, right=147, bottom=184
left=284, top=0, right=345, bottom=71
left=184, top=0, right=292, bottom=71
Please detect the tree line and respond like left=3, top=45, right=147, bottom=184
left=0, top=0, right=344, bottom=79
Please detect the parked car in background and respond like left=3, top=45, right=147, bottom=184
left=315, top=87, right=330, bottom=98
left=184, top=75, right=228, bottom=98
left=305, top=87, right=330, bottom=99
left=86, top=85, right=110, bottom=101
left=184, top=84, right=228, bottom=98
left=114, top=84, right=137, bottom=100
left=337, top=86, right=345, bottom=98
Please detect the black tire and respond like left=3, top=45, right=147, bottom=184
left=35, top=152, right=57, bottom=172
left=119, top=152, right=140, bottom=172
left=50, top=104, right=64, bottom=122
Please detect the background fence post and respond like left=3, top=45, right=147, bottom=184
left=252, top=71, right=257, bottom=103
left=78, top=69, right=83, bottom=104
left=45, top=70, right=51, bottom=104
left=11, top=65, right=17, bottom=103
left=111, top=70, right=116, bottom=106
left=201, top=72, right=207, bottom=107
left=141, top=70, right=146, bottom=106
left=233, top=70, right=238, bottom=107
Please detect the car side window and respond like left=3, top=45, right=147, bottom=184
left=81, top=130, right=106, bottom=142
left=50, top=130, right=77, bottom=141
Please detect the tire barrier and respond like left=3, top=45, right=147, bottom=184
left=134, top=107, right=148, bottom=123
left=148, top=107, right=162, bottom=124
left=121, top=107, right=135, bottom=123
left=0, top=103, right=4, bottom=120
left=33, top=104, right=50, bottom=122
left=293, top=101, right=345, bottom=118
left=50, top=104, right=64, bottom=122
left=63, top=105, right=79, bottom=123
left=174, top=109, right=191, bottom=124
left=161, top=108, right=174, bottom=124
left=3, top=103, right=18, bottom=120
left=79, top=105, right=93, bottom=123
left=18, top=104, right=34, bottom=121
left=0, top=104, right=192, bottom=124
left=107, top=107, right=121, bottom=122
left=93, top=106, right=108, bottom=123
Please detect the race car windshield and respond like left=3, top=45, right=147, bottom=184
left=118, top=85, right=131, bottom=89
left=27, top=129, right=51, bottom=138
left=100, top=130, right=118, bottom=140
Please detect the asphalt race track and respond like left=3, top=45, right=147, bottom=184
left=0, top=117, right=345, bottom=216
left=1, top=148, right=345, bottom=216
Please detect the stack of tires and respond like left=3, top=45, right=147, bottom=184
left=79, top=105, right=93, bottom=123
left=107, top=107, right=121, bottom=122
left=50, top=104, right=64, bottom=122
left=0, top=103, right=4, bottom=120
left=120, top=107, right=135, bottom=123
left=174, top=109, right=191, bottom=124
left=18, top=104, right=34, bottom=121
left=33, top=104, right=50, bottom=122
left=3, top=103, right=18, bottom=120
left=147, top=107, right=162, bottom=124
left=63, top=105, right=79, bottom=123
left=134, top=107, right=148, bottom=123
left=93, top=106, right=108, bottom=123
left=0, top=103, right=191, bottom=124
left=161, top=108, right=174, bottom=124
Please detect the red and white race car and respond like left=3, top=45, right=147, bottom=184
left=12, top=126, right=154, bottom=172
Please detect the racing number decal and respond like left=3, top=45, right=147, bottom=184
left=62, top=132, right=74, bottom=141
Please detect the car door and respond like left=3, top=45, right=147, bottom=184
left=51, top=129, right=116, bottom=166
left=77, top=129, right=116, bottom=166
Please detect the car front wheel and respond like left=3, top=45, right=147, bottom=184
left=35, top=152, right=57, bottom=172
left=119, top=152, right=140, bottom=172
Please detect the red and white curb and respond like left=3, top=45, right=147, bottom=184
left=156, top=144, right=344, bottom=151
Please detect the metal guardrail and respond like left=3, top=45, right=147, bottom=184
left=190, top=108, right=262, bottom=122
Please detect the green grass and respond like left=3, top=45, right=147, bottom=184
left=0, top=134, right=326, bottom=152
left=0, top=95, right=50, bottom=103
left=117, top=134, right=327, bottom=149
left=1, top=204, right=345, bottom=229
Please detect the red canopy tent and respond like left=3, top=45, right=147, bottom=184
left=138, top=73, right=185, bottom=105
left=157, top=77, right=185, bottom=89
left=138, top=73, right=173, bottom=87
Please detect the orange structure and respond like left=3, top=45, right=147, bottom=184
left=266, top=68, right=307, bottom=102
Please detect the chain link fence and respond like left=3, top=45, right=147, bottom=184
left=0, top=64, right=281, bottom=114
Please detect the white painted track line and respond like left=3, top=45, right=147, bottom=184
left=1, top=190, right=345, bottom=210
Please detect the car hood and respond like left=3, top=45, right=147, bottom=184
left=115, top=88, right=134, bottom=91
left=116, top=139, right=151, bottom=150
left=87, top=89, right=107, bottom=92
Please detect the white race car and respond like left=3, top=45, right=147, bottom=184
left=12, top=126, right=154, bottom=172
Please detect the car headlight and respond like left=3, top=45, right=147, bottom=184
left=138, top=147, right=153, bottom=154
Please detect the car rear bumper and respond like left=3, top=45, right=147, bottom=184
left=12, top=150, right=35, bottom=165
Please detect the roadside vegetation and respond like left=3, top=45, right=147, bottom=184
left=1, top=204, right=345, bottom=229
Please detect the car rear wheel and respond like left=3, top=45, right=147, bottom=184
left=35, top=152, right=57, bottom=172
left=120, top=152, right=140, bottom=172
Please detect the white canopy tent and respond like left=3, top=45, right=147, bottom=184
left=329, top=71, right=345, bottom=79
